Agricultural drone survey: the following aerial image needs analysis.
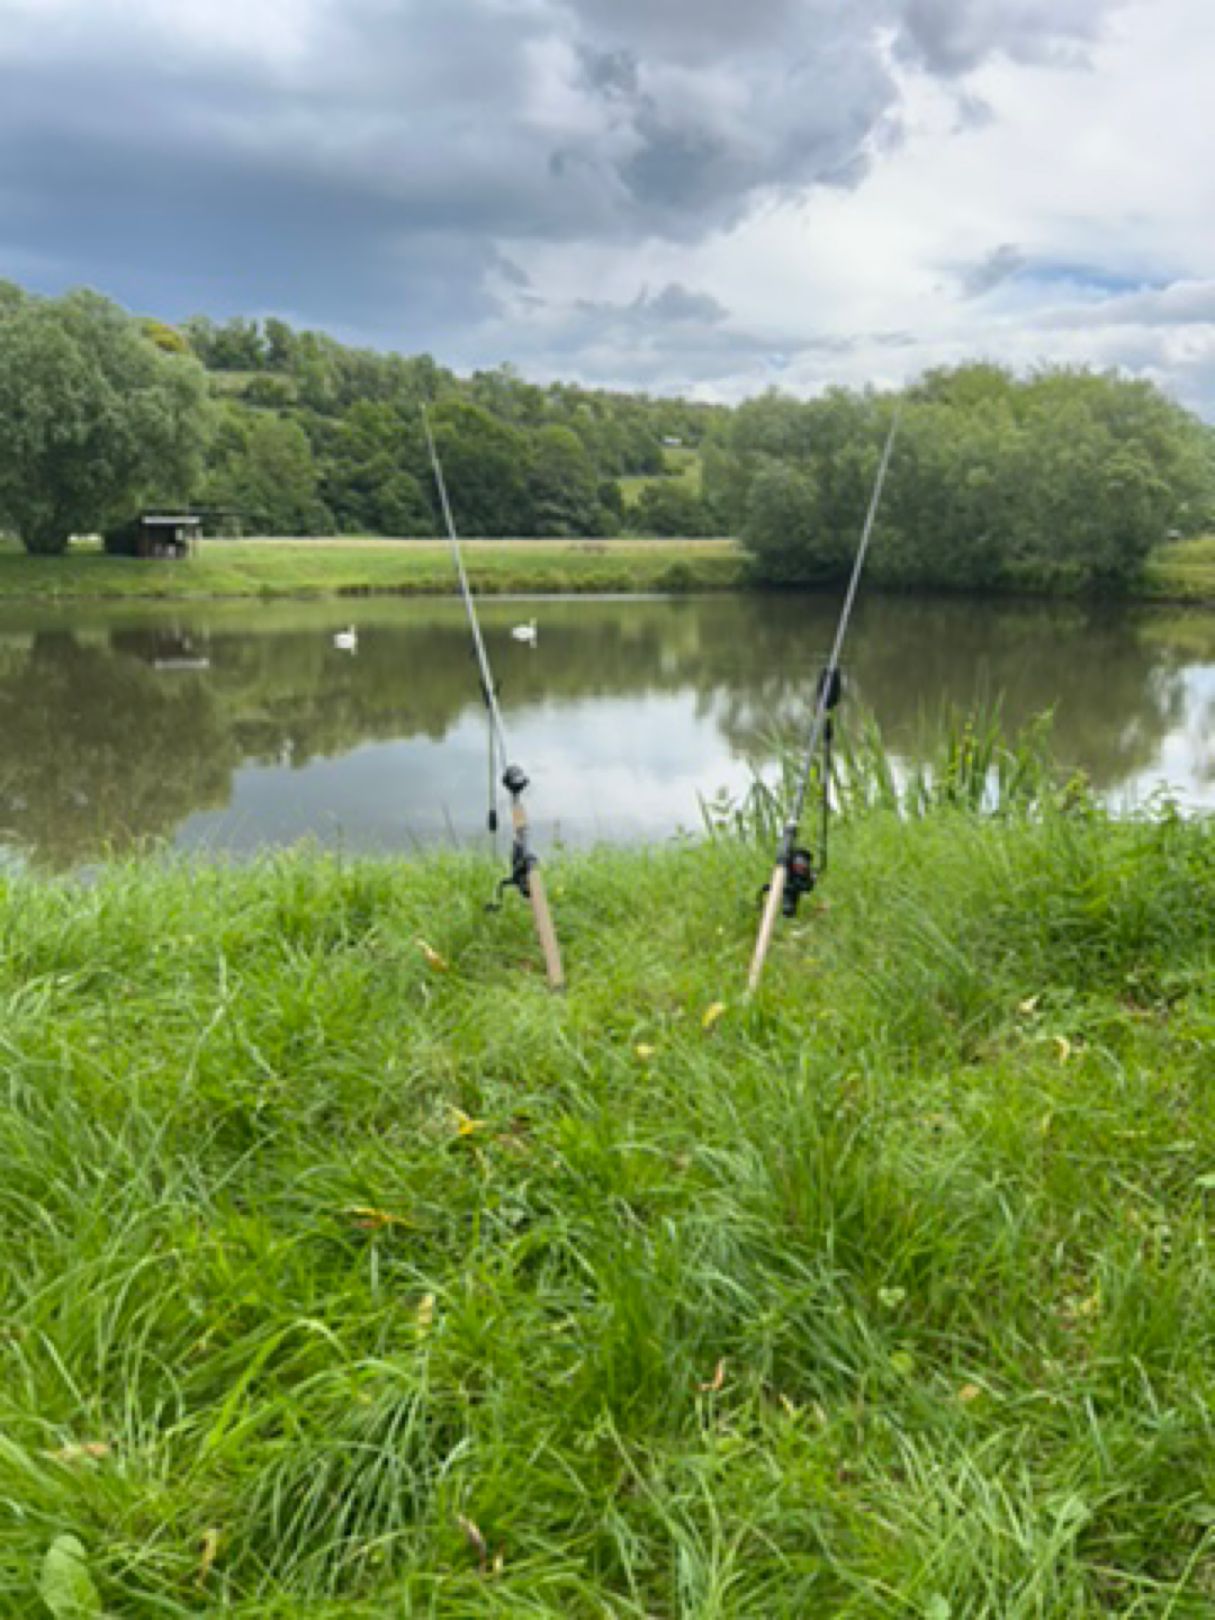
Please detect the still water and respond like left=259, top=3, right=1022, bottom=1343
left=2, top=591, right=1213, bottom=868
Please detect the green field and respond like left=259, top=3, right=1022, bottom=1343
left=2, top=528, right=1214, bottom=606
left=619, top=445, right=704, bottom=509
left=0, top=537, right=745, bottom=602
left=4, top=777, right=1215, bottom=1613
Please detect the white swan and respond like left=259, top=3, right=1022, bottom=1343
left=511, top=618, right=537, bottom=645
left=333, top=625, right=358, bottom=652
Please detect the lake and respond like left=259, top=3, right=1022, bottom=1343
left=3, top=591, right=1213, bottom=868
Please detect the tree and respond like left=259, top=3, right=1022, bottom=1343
left=137, top=317, right=192, bottom=356
left=1018, top=370, right=1214, bottom=584
left=207, top=316, right=266, bottom=371
left=0, top=288, right=211, bottom=554
left=880, top=398, right=1027, bottom=587
left=263, top=317, right=298, bottom=372
left=528, top=425, right=612, bottom=536
left=317, top=401, right=435, bottom=535
left=733, top=365, right=1215, bottom=592
left=741, top=461, right=823, bottom=580
left=428, top=401, right=534, bottom=535
left=239, top=416, right=324, bottom=534
left=627, top=480, right=715, bottom=537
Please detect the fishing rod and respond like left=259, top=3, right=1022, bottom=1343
left=421, top=406, right=565, bottom=990
left=746, top=409, right=900, bottom=995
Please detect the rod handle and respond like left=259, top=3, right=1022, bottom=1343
left=746, top=863, right=787, bottom=996
left=510, top=798, right=565, bottom=990
left=526, top=865, right=565, bottom=990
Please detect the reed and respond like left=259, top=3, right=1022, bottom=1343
left=703, top=702, right=1084, bottom=844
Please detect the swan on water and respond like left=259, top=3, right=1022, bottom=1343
left=511, top=618, right=537, bottom=644
left=333, top=626, right=358, bottom=652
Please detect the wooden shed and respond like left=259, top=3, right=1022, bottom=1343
left=135, top=514, right=201, bottom=559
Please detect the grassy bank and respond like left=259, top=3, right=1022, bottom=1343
left=0, top=539, right=746, bottom=602
left=3, top=535, right=1214, bottom=608
left=3, top=797, right=1215, bottom=1614
left=1143, top=536, right=1215, bottom=601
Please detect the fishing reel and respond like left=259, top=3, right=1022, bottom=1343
left=759, top=846, right=818, bottom=917
left=780, top=846, right=817, bottom=916
left=486, top=763, right=535, bottom=909
left=487, top=841, right=536, bottom=909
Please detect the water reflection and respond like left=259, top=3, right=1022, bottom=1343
left=0, top=592, right=1211, bottom=867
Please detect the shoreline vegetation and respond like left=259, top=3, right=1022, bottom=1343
left=4, top=286, right=1214, bottom=590
left=1, top=533, right=1214, bottom=604
left=4, top=772, right=1215, bottom=1611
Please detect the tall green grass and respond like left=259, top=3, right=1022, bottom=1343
left=3, top=778, right=1215, bottom=1612
left=703, top=703, right=1085, bottom=847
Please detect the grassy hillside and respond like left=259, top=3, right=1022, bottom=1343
left=619, top=445, right=704, bottom=509
left=3, top=796, right=1215, bottom=1613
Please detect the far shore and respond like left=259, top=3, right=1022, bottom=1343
left=0, top=533, right=1212, bottom=604
left=0, top=536, right=748, bottom=602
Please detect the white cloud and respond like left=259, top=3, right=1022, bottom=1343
left=479, top=0, right=1215, bottom=411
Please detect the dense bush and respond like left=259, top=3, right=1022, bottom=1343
left=724, top=366, right=1215, bottom=590
left=625, top=479, right=716, bottom=537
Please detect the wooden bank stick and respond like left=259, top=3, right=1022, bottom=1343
left=510, top=793, right=564, bottom=990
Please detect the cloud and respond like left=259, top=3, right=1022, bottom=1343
left=0, top=2, right=1125, bottom=262
left=467, top=276, right=911, bottom=397
left=1041, top=278, right=1215, bottom=329
left=643, top=285, right=729, bottom=324
left=898, top=0, right=1119, bottom=75
left=958, top=243, right=1027, bottom=297
left=2, top=0, right=1208, bottom=414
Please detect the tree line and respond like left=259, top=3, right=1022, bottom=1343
left=176, top=312, right=724, bottom=540
left=1, top=281, right=1212, bottom=587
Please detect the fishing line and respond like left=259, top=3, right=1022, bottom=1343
left=785, top=410, right=900, bottom=837
left=746, top=407, right=901, bottom=994
left=421, top=406, right=565, bottom=989
left=422, top=408, right=509, bottom=789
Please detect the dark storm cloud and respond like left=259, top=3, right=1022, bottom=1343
left=0, top=0, right=1126, bottom=363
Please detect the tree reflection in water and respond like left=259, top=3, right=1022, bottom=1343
left=0, top=593, right=1206, bottom=867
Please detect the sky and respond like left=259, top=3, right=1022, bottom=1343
left=1, top=0, right=1212, bottom=411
